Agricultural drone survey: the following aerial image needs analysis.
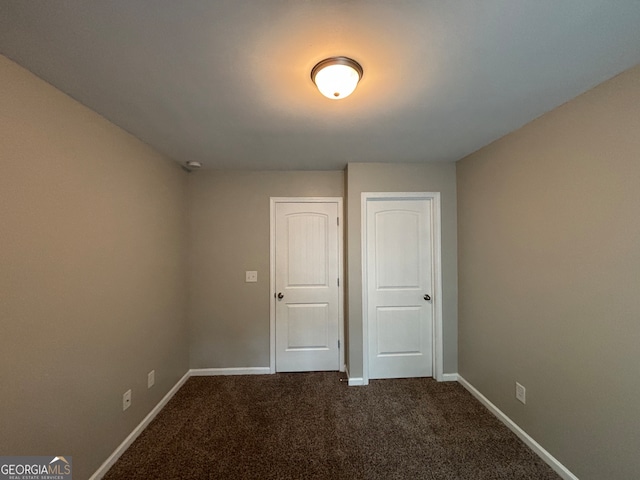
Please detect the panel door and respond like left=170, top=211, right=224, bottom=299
left=275, top=202, right=340, bottom=372
left=367, top=199, right=433, bottom=379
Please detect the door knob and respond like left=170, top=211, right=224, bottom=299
left=424, top=294, right=431, bottom=301
left=277, top=292, right=284, bottom=300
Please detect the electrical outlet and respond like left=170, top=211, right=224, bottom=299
left=123, top=389, right=132, bottom=411
left=515, top=382, right=526, bottom=404
left=245, top=271, right=258, bottom=283
left=148, top=370, right=155, bottom=389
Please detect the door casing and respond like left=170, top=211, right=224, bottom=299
left=270, top=197, right=345, bottom=374
left=361, top=192, right=444, bottom=385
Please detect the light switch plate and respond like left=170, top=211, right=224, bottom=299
left=245, top=271, right=258, bottom=282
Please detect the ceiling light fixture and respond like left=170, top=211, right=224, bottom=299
left=311, top=57, right=363, bottom=100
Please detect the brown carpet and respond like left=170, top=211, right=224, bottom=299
left=104, top=373, right=560, bottom=479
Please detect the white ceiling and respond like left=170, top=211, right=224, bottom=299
left=1, top=1, right=639, bottom=170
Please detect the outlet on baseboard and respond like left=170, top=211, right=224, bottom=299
left=515, top=382, right=526, bottom=404
left=123, top=389, right=132, bottom=411
left=148, top=370, right=155, bottom=389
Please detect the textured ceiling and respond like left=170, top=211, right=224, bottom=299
left=1, top=1, right=639, bottom=170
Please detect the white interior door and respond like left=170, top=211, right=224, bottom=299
left=366, top=198, right=434, bottom=379
left=275, top=202, right=340, bottom=372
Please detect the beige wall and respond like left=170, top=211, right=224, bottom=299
left=188, top=170, right=344, bottom=368
left=0, top=55, right=189, bottom=480
left=345, top=163, right=458, bottom=378
left=457, top=64, right=640, bottom=479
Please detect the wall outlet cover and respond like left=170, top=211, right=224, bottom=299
left=245, top=271, right=258, bottom=282
left=123, top=389, right=132, bottom=411
left=515, top=382, right=526, bottom=404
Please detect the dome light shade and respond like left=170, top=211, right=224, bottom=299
left=311, top=57, right=363, bottom=100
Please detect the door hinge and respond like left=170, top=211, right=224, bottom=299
left=337, top=278, right=340, bottom=287
left=337, top=217, right=339, bottom=226
left=338, top=340, right=340, bottom=349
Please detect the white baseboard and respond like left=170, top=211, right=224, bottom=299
left=457, top=376, right=579, bottom=480
left=89, top=370, right=190, bottom=480
left=440, top=373, right=459, bottom=382
left=90, top=367, right=271, bottom=479
left=189, top=367, right=271, bottom=376
left=345, top=365, right=365, bottom=386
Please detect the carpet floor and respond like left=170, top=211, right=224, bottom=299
left=104, top=373, right=561, bottom=479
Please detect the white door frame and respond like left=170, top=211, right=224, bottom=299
left=361, top=192, right=444, bottom=384
left=270, top=197, right=345, bottom=374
